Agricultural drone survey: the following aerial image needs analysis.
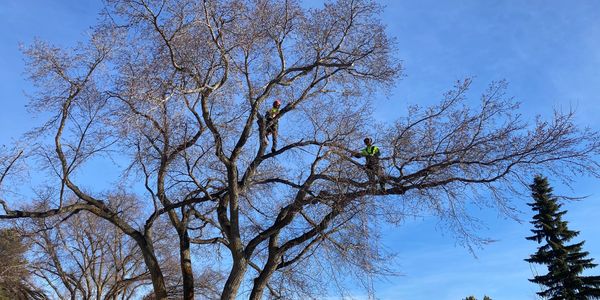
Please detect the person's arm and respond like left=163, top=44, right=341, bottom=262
left=353, top=149, right=364, bottom=158
left=374, top=147, right=381, bottom=158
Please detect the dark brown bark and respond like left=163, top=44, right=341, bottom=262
left=133, top=234, right=168, bottom=300
left=249, top=235, right=281, bottom=300
left=179, top=230, right=195, bottom=300
left=220, top=257, right=248, bottom=300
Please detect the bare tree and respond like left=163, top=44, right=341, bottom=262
left=1, top=0, right=600, bottom=299
left=0, top=228, right=47, bottom=300
left=20, top=195, right=153, bottom=300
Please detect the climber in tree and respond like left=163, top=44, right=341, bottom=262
left=265, top=99, right=281, bottom=153
left=354, top=137, right=385, bottom=191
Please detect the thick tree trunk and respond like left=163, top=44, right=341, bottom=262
left=248, top=262, right=278, bottom=300
left=220, top=257, right=248, bottom=300
left=180, top=230, right=195, bottom=300
left=134, top=235, right=168, bottom=300
left=249, top=236, right=280, bottom=300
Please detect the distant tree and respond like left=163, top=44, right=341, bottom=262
left=0, top=228, right=46, bottom=300
left=22, top=198, right=153, bottom=300
left=525, top=175, right=600, bottom=299
left=21, top=194, right=224, bottom=300
left=463, top=295, right=492, bottom=300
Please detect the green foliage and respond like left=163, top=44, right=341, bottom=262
left=525, top=175, right=600, bottom=299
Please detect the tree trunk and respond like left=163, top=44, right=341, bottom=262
left=180, top=230, right=195, bottom=300
left=249, top=236, right=280, bottom=300
left=134, top=235, right=168, bottom=300
left=220, top=257, right=248, bottom=300
left=248, top=262, right=278, bottom=300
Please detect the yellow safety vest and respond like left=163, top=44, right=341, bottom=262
left=267, top=107, right=279, bottom=119
left=361, top=145, right=379, bottom=156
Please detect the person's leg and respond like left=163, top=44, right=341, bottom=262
left=264, top=120, right=273, bottom=145
left=376, top=164, right=385, bottom=190
left=271, top=128, right=278, bottom=153
left=366, top=164, right=378, bottom=191
left=367, top=162, right=384, bottom=191
left=264, top=131, right=270, bottom=145
left=366, top=166, right=375, bottom=182
left=264, top=118, right=273, bottom=145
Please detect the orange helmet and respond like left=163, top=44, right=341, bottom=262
left=274, top=99, right=281, bottom=107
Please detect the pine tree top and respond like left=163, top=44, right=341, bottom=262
left=525, top=175, right=600, bottom=299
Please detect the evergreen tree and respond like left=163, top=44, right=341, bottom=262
left=526, top=175, right=600, bottom=299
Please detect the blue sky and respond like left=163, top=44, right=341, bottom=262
left=375, top=1, right=600, bottom=299
left=2, top=1, right=600, bottom=299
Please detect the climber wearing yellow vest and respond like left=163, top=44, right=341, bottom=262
left=354, top=137, right=385, bottom=190
left=265, top=99, right=281, bottom=153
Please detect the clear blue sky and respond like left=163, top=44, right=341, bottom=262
left=2, top=1, right=600, bottom=299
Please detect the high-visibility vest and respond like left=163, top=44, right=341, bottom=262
left=267, top=107, right=279, bottom=119
left=361, top=145, right=379, bottom=157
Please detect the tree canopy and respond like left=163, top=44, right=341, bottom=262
left=1, top=0, right=600, bottom=299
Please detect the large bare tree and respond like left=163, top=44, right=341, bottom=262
left=1, top=0, right=600, bottom=299
left=19, top=195, right=223, bottom=300
left=20, top=195, right=154, bottom=300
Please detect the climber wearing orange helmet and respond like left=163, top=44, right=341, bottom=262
left=265, top=99, right=282, bottom=153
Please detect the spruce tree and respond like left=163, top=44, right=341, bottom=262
left=526, top=175, right=600, bottom=299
